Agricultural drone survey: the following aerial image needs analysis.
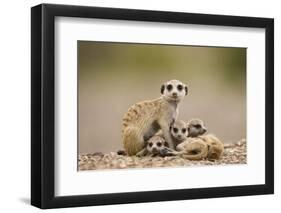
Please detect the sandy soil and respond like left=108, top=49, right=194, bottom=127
left=78, top=139, right=246, bottom=171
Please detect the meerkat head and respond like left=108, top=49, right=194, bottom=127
left=170, top=120, right=188, bottom=142
left=161, top=79, right=188, bottom=103
left=187, top=118, right=207, bottom=137
left=146, top=135, right=167, bottom=155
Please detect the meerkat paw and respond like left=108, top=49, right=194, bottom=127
left=160, top=147, right=178, bottom=157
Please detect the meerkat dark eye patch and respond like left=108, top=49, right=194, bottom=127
left=177, top=84, right=183, bottom=91
left=167, top=84, right=173, bottom=91
left=156, top=142, right=162, bottom=147
left=182, top=128, right=186, bottom=133
left=160, top=84, right=165, bottom=94
left=173, top=127, right=178, bottom=133
left=194, top=124, right=201, bottom=128
left=185, top=85, right=188, bottom=95
left=148, top=142, right=153, bottom=147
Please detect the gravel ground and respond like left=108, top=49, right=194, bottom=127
left=78, top=139, right=246, bottom=171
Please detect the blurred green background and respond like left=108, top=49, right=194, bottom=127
left=78, top=41, right=246, bottom=154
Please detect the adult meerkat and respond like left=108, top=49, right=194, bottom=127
left=136, top=135, right=177, bottom=157
left=122, top=79, right=188, bottom=156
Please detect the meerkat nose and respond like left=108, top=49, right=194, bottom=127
left=172, top=92, right=177, bottom=97
left=152, top=147, right=158, bottom=153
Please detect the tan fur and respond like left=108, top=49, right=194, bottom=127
left=178, top=138, right=209, bottom=160
left=176, top=134, right=224, bottom=160
left=122, top=80, right=188, bottom=155
left=203, top=134, right=224, bottom=160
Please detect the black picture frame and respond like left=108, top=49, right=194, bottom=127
left=31, top=3, right=274, bottom=209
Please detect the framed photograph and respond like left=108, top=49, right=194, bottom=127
left=31, top=3, right=274, bottom=209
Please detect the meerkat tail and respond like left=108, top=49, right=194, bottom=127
left=122, top=126, right=144, bottom=156
left=180, top=147, right=209, bottom=160
left=179, top=140, right=209, bottom=160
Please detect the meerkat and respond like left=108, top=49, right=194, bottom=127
left=136, top=135, right=178, bottom=157
left=122, top=79, right=188, bottom=156
left=156, top=119, right=205, bottom=149
left=155, top=120, right=188, bottom=147
left=175, top=118, right=208, bottom=160
left=177, top=138, right=209, bottom=160
left=169, top=120, right=189, bottom=148
left=177, top=134, right=224, bottom=161
left=185, top=119, right=223, bottom=160
left=186, top=118, right=207, bottom=138
left=176, top=119, right=224, bottom=160
left=175, top=118, right=207, bottom=152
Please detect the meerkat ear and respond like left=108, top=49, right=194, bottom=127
left=161, top=84, right=165, bottom=94
left=202, top=125, right=207, bottom=133
left=184, top=85, right=188, bottom=96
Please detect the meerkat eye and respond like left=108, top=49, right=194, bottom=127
left=167, top=84, right=173, bottom=91
left=148, top=142, right=153, bottom=147
left=182, top=128, right=186, bottom=133
left=173, top=127, right=178, bottom=133
left=177, top=84, right=183, bottom=91
left=194, top=124, right=201, bottom=129
left=156, top=142, right=162, bottom=147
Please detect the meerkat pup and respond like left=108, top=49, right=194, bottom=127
left=203, top=134, right=224, bottom=160
left=178, top=134, right=224, bottom=160
left=122, top=79, right=188, bottom=156
left=178, top=138, right=209, bottom=160
left=155, top=120, right=188, bottom=148
left=175, top=118, right=209, bottom=160
left=136, top=135, right=177, bottom=157
left=176, top=118, right=207, bottom=151
left=187, top=118, right=207, bottom=137
left=169, top=120, right=189, bottom=148
left=156, top=118, right=205, bottom=150
left=186, top=119, right=224, bottom=160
